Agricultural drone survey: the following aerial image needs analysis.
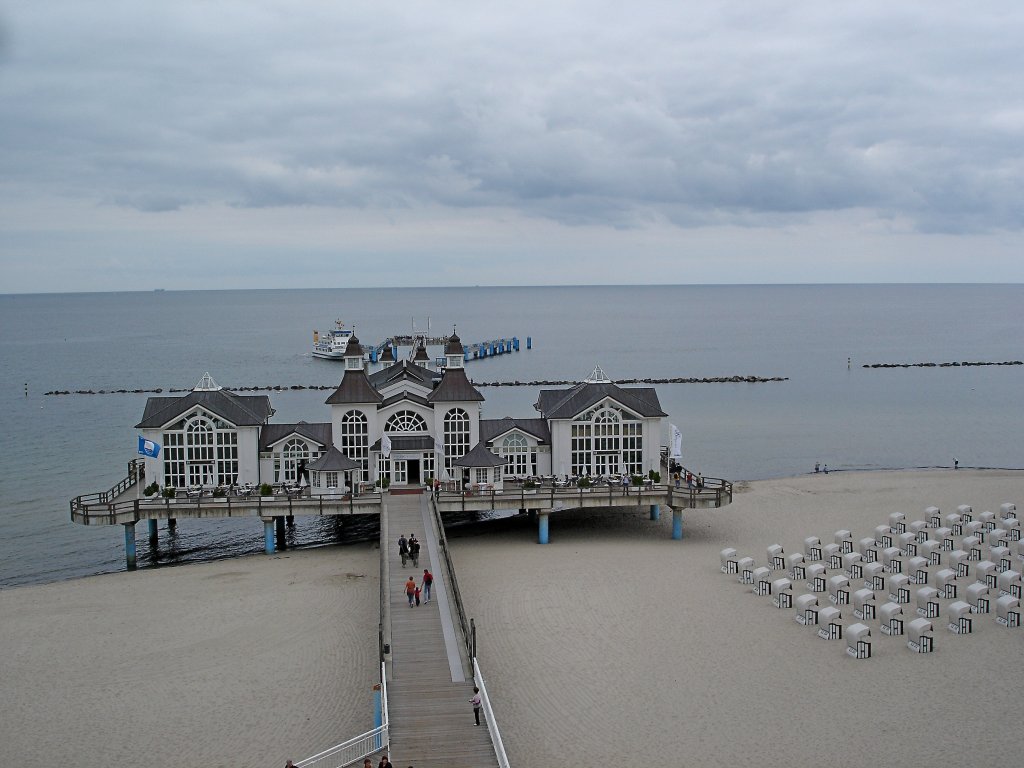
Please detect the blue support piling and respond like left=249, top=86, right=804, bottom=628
left=124, top=523, right=137, bottom=570
left=147, top=519, right=158, bottom=540
left=650, top=504, right=660, bottom=521
left=263, top=519, right=276, bottom=554
left=526, top=336, right=532, bottom=349
left=513, top=337, right=519, bottom=351
left=373, top=685, right=383, bottom=731
left=538, top=512, right=550, bottom=544
left=369, top=348, right=377, bottom=363
left=672, top=509, right=683, bottom=540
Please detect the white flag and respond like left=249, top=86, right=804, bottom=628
left=381, top=433, right=392, bottom=458
left=434, top=439, right=449, bottom=481
left=670, top=424, right=683, bottom=460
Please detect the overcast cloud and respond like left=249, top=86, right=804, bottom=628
left=2, top=1, right=1023, bottom=292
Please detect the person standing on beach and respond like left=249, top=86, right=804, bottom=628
left=422, top=568, right=433, bottom=602
left=405, top=576, right=416, bottom=607
left=409, top=535, right=420, bottom=567
left=469, top=686, right=482, bottom=726
left=398, top=534, right=408, bottom=567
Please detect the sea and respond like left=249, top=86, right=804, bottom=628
left=2, top=284, right=1022, bottom=588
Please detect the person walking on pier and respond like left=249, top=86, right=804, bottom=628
left=414, top=584, right=421, bottom=606
left=470, top=686, right=482, bottom=726
left=405, top=576, right=416, bottom=607
left=410, top=535, right=421, bottom=567
left=398, top=534, right=409, bottom=567
left=422, top=568, right=433, bottom=602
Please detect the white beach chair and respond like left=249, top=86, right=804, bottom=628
left=908, top=556, right=929, bottom=585
left=804, top=536, right=823, bottom=562
left=979, top=510, right=996, bottom=531
left=862, top=561, right=885, bottom=592
left=936, top=568, right=958, bottom=599
left=888, top=573, right=911, bottom=604
left=853, top=588, right=877, bottom=621
left=909, top=520, right=928, bottom=543
left=995, top=594, right=1021, bottom=628
left=957, top=504, right=973, bottom=524
left=962, top=537, right=983, bottom=562
left=921, top=539, right=941, bottom=566
left=835, top=529, right=854, bottom=554
left=996, top=569, right=1022, bottom=599
left=878, top=601, right=904, bottom=636
left=966, top=582, right=990, bottom=614
left=976, top=560, right=998, bottom=588
left=823, top=543, right=842, bottom=570
left=720, top=547, right=739, bottom=574
left=738, top=557, right=756, bottom=584
left=767, top=544, right=785, bottom=571
left=990, top=528, right=1009, bottom=548
left=989, top=545, right=1011, bottom=572
left=795, top=593, right=819, bottom=625
left=935, top=526, right=955, bottom=551
left=1016, top=539, right=1024, bottom=565
left=899, top=532, right=918, bottom=557
left=846, top=622, right=872, bottom=658
left=772, top=578, right=793, bottom=609
left=999, top=502, right=1016, bottom=520
left=946, top=513, right=963, bottom=536
left=828, top=574, right=851, bottom=606
left=889, top=512, right=906, bottom=534
left=946, top=601, right=973, bottom=634
left=1000, top=517, right=1020, bottom=541
left=882, top=546, right=903, bottom=574
left=875, top=524, right=893, bottom=549
left=907, top=617, right=935, bottom=652
left=964, top=521, right=985, bottom=543
left=948, top=549, right=970, bottom=578
left=857, top=537, right=878, bottom=563
left=805, top=563, right=828, bottom=593
left=843, top=551, right=863, bottom=578
left=753, top=566, right=772, bottom=595
left=817, top=606, right=843, bottom=640
left=786, top=552, right=806, bottom=580
left=925, top=506, right=941, bottom=528
left=915, top=586, right=940, bottom=618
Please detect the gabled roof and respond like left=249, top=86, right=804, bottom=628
left=427, top=367, right=484, bottom=403
left=259, top=422, right=332, bottom=452
left=307, top=446, right=361, bottom=472
left=370, top=435, right=435, bottom=452
left=325, top=369, right=384, bottom=405
left=136, top=388, right=274, bottom=429
left=480, top=417, right=551, bottom=444
left=535, top=380, right=666, bottom=420
left=381, top=391, right=431, bottom=409
left=369, top=360, right=436, bottom=390
left=453, top=442, right=506, bottom=468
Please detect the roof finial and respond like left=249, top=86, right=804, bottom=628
left=584, top=365, right=610, bottom=384
left=194, top=372, right=221, bottom=391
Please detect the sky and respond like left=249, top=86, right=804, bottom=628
left=2, top=1, right=1023, bottom=293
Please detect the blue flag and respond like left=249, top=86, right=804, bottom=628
left=138, top=436, right=161, bottom=459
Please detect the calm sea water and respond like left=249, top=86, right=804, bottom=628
left=1, top=284, right=1022, bottom=587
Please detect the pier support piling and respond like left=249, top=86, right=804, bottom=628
left=538, top=512, right=550, bottom=544
left=650, top=504, right=660, bottom=521
left=167, top=518, right=177, bottom=534
left=672, top=509, right=683, bottom=540
left=275, top=516, right=286, bottom=550
left=123, top=523, right=137, bottom=570
left=147, top=519, right=159, bottom=541
left=262, top=518, right=276, bottom=554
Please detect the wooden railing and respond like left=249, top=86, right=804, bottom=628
left=428, top=494, right=476, bottom=660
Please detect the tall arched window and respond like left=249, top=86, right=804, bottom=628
left=443, top=408, right=470, bottom=475
left=502, top=433, right=528, bottom=478
left=187, top=417, right=215, bottom=486
left=340, top=410, right=369, bottom=482
left=161, top=408, right=239, bottom=488
left=384, top=410, right=429, bottom=433
left=278, top=438, right=310, bottom=483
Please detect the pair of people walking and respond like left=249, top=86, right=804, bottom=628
left=405, top=569, right=434, bottom=607
left=397, top=533, right=420, bottom=567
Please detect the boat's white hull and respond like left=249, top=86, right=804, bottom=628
left=312, top=349, right=346, bottom=360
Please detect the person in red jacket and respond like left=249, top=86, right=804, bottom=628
left=422, top=569, right=434, bottom=602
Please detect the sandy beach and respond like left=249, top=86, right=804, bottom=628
left=0, top=546, right=381, bottom=768
left=453, top=469, right=1024, bottom=767
left=3, top=470, right=1023, bottom=767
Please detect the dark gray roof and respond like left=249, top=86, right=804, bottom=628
left=444, top=332, right=464, bottom=356
left=535, top=381, right=666, bottom=419
left=427, top=367, right=484, bottom=403
left=307, top=446, right=360, bottom=472
left=380, top=344, right=396, bottom=362
left=344, top=334, right=362, bottom=356
left=136, top=389, right=274, bottom=429
left=369, top=360, right=436, bottom=390
left=453, top=442, right=506, bottom=468
left=325, top=370, right=384, bottom=405
left=480, top=417, right=550, bottom=444
left=370, top=435, right=435, bottom=452
left=381, top=391, right=431, bottom=409
left=259, top=422, right=332, bottom=451
left=412, top=343, right=430, bottom=362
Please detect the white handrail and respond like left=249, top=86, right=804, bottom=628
left=473, top=658, right=511, bottom=768
left=296, top=662, right=389, bottom=768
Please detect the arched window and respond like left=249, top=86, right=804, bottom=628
left=502, top=433, right=528, bottom=478
left=443, top=408, right=470, bottom=475
left=162, top=408, right=238, bottom=488
left=278, top=438, right=310, bottom=484
left=384, top=410, right=429, bottom=433
left=340, top=410, right=369, bottom=482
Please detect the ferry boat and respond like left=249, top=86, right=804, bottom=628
left=312, top=320, right=356, bottom=360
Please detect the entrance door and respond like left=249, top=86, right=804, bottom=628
left=393, top=460, right=408, bottom=485
left=189, top=462, right=214, bottom=487
left=595, top=453, right=619, bottom=477
left=407, top=459, right=421, bottom=485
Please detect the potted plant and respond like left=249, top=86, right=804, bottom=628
left=523, top=479, right=538, bottom=495
left=576, top=476, right=592, bottom=492
left=631, top=474, right=645, bottom=487
left=161, top=486, right=176, bottom=499
left=212, top=486, right=226, bottom=498
left=375, top=477, right=390, bottom=490
left=260, top=482, right=274, bottom=497
left=143, top=482, right=159, bottom=497
left=649, top=470, right=661, bottom=484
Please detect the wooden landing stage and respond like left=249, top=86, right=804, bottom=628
left=382, top=492, right=503, bottom=768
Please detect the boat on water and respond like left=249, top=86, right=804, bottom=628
left=312, top=320, right=356, bottom=360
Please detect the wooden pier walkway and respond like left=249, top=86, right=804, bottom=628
left=382, top=492, right=500, bottom=768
